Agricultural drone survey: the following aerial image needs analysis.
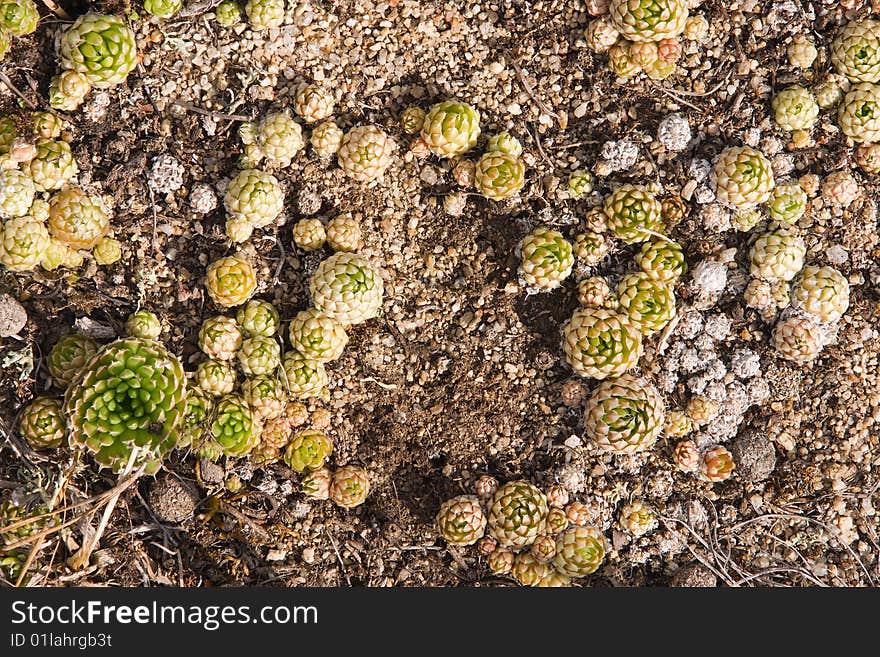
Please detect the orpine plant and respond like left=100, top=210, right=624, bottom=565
left=635, top=239, right=686, bottom=282
left=436, top=495, right=487, bottom=546
left=57, top=13, right=137, bottom=89
left=420, top=100, right=481, bottom=158
left=615, top=272, right=676, bottom=336
left=749, top=227, right=806, bottom=282
left=710, top=146, right=775, bottom=209
left=309, top=252, right=384, bottom=325
left=288, top=308, right=349, bottom=362
left=48, top=188, right=108, bottom=250
left=771, top=86, right=819, bottom=132
left=518, top=228, right=574, bottom=292
left=125, top=310, right=162, bottom=340
left=838, top=83, right=880, bottom=144
left=0, top=0, right=39, bottom=36
left=281, top=350, right=328, bottom=399
left=608, top=0, right=688, bottom=43
left=831, top=19, right=880, bottom=84
left=562, top=307, right=643, bottom=379
left=486, top=480, right=549, bottom=549
left=0, top=217, right=49, bottom=272
left=329, top=465, right=370, bottom=508
left=603, top=185, right=662, bottom=244
left=283, top=429, right=333, bottom=472
left=63, top=337, right=187, bottom=474
left=198, top=316, right=243, bottom=360
left=237, top=336, right=281, bottom=376
left=225, top=169, right=284, bottom=228
left=552, top=525, right=608, bottom=577
left=0, top=169, right=35, bottom=220
left=337, top=125, right=395, bottom=182
left=236, top=299, right=280, bottom=337
left=791, top=266, right=850, bottom=323
left=205, top=254, right=257, bottom=308
left=47, top=333, right=97, bottom=387
left=474, top=152, right=525, bottom=200
left=19, top=396, right=65, bottom=449
left=583, top=373, right=665, bottom=454
left=209, top=394, right=260, bottom=457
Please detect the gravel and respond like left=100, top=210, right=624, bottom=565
left=147, top=475, right=200, bottom=524
left=0, top=294, right=27, bottom=338
left=730, top=432, right=777, bottom=483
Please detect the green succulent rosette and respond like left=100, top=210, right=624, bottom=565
left=57, top=13, right=138, bottom=89
left=281, top=350, right=328, bottom=399
left=562, top=307, right=643, bottom=379
left=474, top=152, right=526, bottom=200
left=583, top=373, right=665, bottom=454
left=177, top=386, right=213, bottom=448
left=831, top=19, right=880, bottom=84
left=710, top=146, right=775, bottom=209
left=486, top=480, right=549, bottom=549
left=309, top=252, right=384, bottom=326
left=436, top=495, right=487, bottom=546
left=767, top=182, right=807, bottom=225
left=608, top=0, right=688, bottom=43
left=283, top=429, right=333, bottom=473
left=329, top=465, right=370, bottom=508
left=602, top=185, right=662, bottom=244
left=420, top=100, right=481, bottom=158
left=198, top=315, right=243, bottom=360
left=143, top=0, right=183, bottom=19
left=518, top=228, right=574, bottom=292
left=209, top=394, right=260, bottom=457
left=635, top=239, right=686, bottom=282
left=0, top=0, right=39, bottom=36
left=0, top=217, right=49, bottom=272
left=125, top=310, right=162, bottom=340
left=236, top=299, right=280, bottom=337
left=237, top=336, right=281, bottom=376
left=63, top=337, right=187, bottom=474
left=47, top=333, right=98, bottom=387
left=19, top=396, right=66, bottom=449
left=552, top=526, right=608, bottom=577
left=616, top=272, right=676, bottom=336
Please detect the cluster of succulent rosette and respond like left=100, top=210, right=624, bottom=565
left=0, top=0, right=39, bottom=61
left=18, top=303, right=371, bottom=510
left=228, top=85, right=395, bottom=241
left=436, top=477, right=614, bottom=586
left=0, top=111, right=121, bottom=273
left=707, top=144, right=851, bottom=364
left=185, top=297, right=369, bottom=508
left=514, top=184, right=686, bottom=456
left=49, top=13, right=137, bottom=112
left=584, top=0, right=707, bottom=81
left=200, top=217, right=382, bottom=506
left=771, top=18, right=880, bottom=172
left=400, top=99, right=527, bottom=212
left=16, top=312, right=184, bottom=474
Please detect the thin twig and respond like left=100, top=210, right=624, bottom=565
left=509, top=57, right=559, bottom=119
left=0, top=71, right=37, bottom=109
left=39, top=0, right=70, bottom=19
left=359, top=377, right=398, bottom=390
left=660, top=516, right=738, bottom=586
left=653, top=79, right=728, bottom=98
left=724, top=513, right=875, bottom=586
left=325, top=529, right=352, bottom=587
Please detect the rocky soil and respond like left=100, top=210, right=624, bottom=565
left=1, top=0, right=878, bottom=587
